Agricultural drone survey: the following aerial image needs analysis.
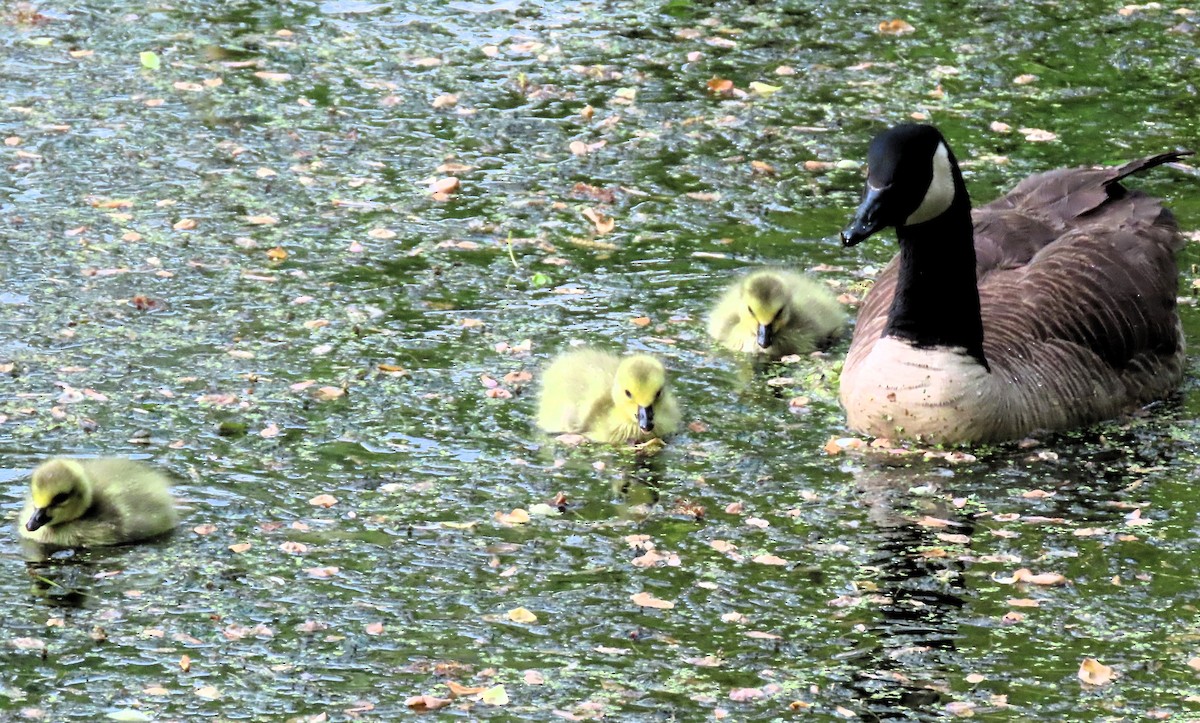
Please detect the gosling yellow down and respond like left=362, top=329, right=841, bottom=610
left=19, top=458, right=178, bottom=547
left=708, top=269, right=846, bottom=358
left=537, top=349, right=681, bottom=444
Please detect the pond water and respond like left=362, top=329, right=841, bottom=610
left=2, top=0, right=1200, bottom=720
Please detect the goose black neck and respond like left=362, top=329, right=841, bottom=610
left=884, top=187, right=988, bottom=370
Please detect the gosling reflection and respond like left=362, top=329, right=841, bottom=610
left=611, top=454, right=665, bottom=520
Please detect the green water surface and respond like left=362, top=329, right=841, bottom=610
left=2, top=0, right=1200, bottom=720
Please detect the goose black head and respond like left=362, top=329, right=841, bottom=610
left=841, top=124, right=959, bottom=246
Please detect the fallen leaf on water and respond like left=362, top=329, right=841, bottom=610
left=752, top=554, right=788, bottom=566
left=432, top=93, right=458, bottom=109
left=193, top=524, right=217, bottom=535
left=309, top=494, right=337, bottom=508
left=878, top=19, right=916, bottom=35
left=729, top=688, right=764, bottom=701
left=229, top=543, right=252, bottom=553
left=195, top=686, right=221, bottom=700
left=630, top=591, right=675, bottom=609
left=172, top=218, right=197, bottom=230
left=314, top=386, right=345, bottom=401
left=748, top=81, right=781, bottom=96
left=480, top=685, right=509, bottom=706
left=405, top=695, right=451, bottom=711
left=1013, top=73, right=1038, bottom=84
left=992, top=568, right=1068, bottom=586
left=254, top=71, right=292, bottom=82
left=631, top=316, right=651, bottom=327
left=446, top=681, right=487, bottom=697
left=917, top=515, right=963, bottom=528
left=364, top=622, right=384, bottom=635
left=266, top=246, right=288, bottom=261
left=1078, top=658, right=1115, bottom=685
left=946, top=701, right=976, bottom=717
left=10, top=637, right=45, bottom=650
left=1007, top=598, right=1039, bottom=607
left=245, top=215, right=278, bottom=225
left=1019, top=127, right=1057, bottom=142
left=305, top=566, right=340, bottom=578
left=524, top=670, right=545, bottom=685
left=582, top=207, right=615, bottom=234
left=750, top=160, right=776, bottom=175
left=706, top=77, right=734, bottom=95
left=495, top=508, right=531, bottom=526
left=429, top=177, right=461, bottom=195
left=507, top=607, right=538, bottom=624
left=824, top=436, right=866, bottom=455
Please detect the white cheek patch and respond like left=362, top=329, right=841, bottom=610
left=904, top=142, right=956, bottom=226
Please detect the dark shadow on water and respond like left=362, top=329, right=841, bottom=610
left=842, top=464, right=971, bottom=721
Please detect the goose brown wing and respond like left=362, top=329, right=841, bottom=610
left=972, top=152, right=1189, bottom=272
left=978, top=193, right=1182, bottom=377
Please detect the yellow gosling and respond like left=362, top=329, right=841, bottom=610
left=537, top=348, right=681, bottom=444
left=708, top=268, right=845, bottom=358
left=19, top=458, right=178, bottom=547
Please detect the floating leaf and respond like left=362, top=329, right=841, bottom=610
left=429, top=177, right=461, bottom=194
left=878, top=19, right=916, bottom=35
left=706, top=77, right=734, bottom=95
left=254, top=71, right=292, bottom=82
left=495, top=508, right=531, bottom=525
left=582, top=207, right=615, bottom=234
left=1078, top=658, right=1115, bottom=685
left=480, top=685, right=509, bottom=706
left=139, top=51, right=160, bottom=70
left=309, top=494, right=337, bottom=508
left=631, top=591, right=675, bottom=609
left=405, top=695, right=451, bottom=711
left=507, top=607, right=538, bottom=624
left=1019, top=127, right=1057, bottom=142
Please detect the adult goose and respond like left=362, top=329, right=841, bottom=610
left=839, top=123, right=1188, bottom=444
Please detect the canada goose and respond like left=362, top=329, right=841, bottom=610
left=839, top=123, right=1188, bottom=444
left=707, top=268, right=846, bottom=358
left=537, top=348, right=681, bottom=444
left=19, top=458, right=178, bottom=547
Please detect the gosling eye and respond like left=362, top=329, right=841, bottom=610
left=747, top=305, right=754, bottom=316
left=624, top=389, right=632, bottom=398
left=50, top=492, right=70, bottom=506
left=654, top=389, right=662, bottom=401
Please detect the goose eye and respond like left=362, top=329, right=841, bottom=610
left=655, top=389, right=662, bottom=401
left=50, top=492, right=69, bottom=506
left=624, top=389, right=632, bottom=398
left=747, top=305, right=754, bottom=316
